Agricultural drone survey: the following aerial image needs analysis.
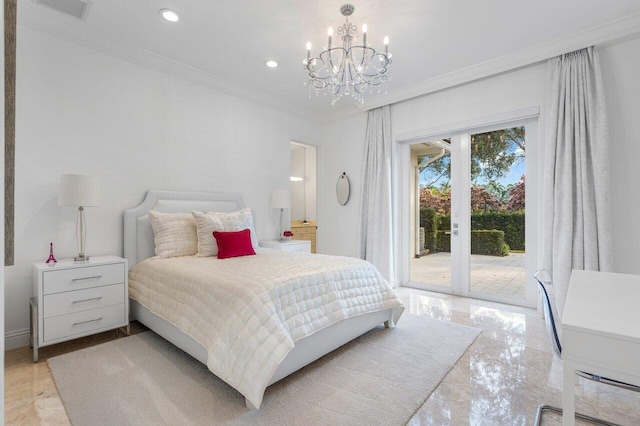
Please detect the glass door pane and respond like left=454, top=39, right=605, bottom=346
left=409, top=140, right=453, bottom=290
left=468, top=126, right=526, bottom=299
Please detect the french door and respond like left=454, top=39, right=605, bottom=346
left=405, top=118, right=538, bottom=308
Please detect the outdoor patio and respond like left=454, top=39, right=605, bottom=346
left=410, top=252, right=526, bottom=299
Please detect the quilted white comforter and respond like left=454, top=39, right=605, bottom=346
left=129, top=249, right=404, bottom=408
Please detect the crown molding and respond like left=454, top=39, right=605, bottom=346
left=360, top=12, right=640, bottom=112
left=321, top=104, right=366, bottom=124
left=18, top=6, right=322, bottom=125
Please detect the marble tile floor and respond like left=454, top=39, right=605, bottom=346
left=5, top=323, right=147, bottom=425
left=4, top=289, right=640, bottom=425
left=398, top=288, right=640, bottom=425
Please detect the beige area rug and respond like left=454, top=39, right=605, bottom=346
left=49, top=314, right=480, bottom=425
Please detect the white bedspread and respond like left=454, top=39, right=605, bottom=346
left=129, top=249, right=404, bottom=408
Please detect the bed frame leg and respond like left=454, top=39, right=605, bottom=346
left=245, top=398, right=257, bottom=410
left=384, top=316, right=396, bottom=329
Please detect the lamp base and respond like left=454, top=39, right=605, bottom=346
left=74, top=254, right=90, bottom=263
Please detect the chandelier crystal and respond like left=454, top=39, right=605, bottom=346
left=304, top=4, right=391, bottom=105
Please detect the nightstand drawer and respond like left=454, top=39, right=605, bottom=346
left=43, top=283, right=125, bottom=318
left=292, top=227, right=315, bottom=236
left=43, top=263, right=125, bottom=295
left=43, top=303, right=126, bottom=342
left=281, top=242, right=311, bottom=253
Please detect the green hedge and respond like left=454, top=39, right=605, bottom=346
left=434, top=230, right=508, bottom=256
left=471, top=230, right=509, bottom=256
left=419, top=208, right=525, bottom=253
left=471, top=212, right=524, bottom=251
left=436, top=230, right=450, bottom=252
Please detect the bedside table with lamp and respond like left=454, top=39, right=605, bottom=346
left=29, top=175, right=129, bottom=362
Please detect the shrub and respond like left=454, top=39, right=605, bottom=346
left=470, top=230, right=506, bottom=256
left=420, top=208, right=438, bottom=253
left=471, top=211, right=524, bottom=250
left=420, top=208, right=437, bottom=232
left=419, top=208, right=523, bottom=255
left=436, top=230, right=451, bottom=252
left=432, top=230, right=506, bottom=256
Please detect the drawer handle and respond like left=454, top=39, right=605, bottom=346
left=72, top=296, right=103, bottom=304
left=72, top=275, right=102, bottom=282
left=72, top=317, right=103, bottom=326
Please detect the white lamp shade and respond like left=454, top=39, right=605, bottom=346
left=271, top=189, right=291, bottom=209
left=58, top=174, right=101, bottom=207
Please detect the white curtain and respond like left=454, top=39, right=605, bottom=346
left=543, top=47, right=612, bottom=315
left=359, top=105, right=394, bottom=283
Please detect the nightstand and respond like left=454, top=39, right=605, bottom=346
left=31, top=256, right=129, bottom=362
left=260, top=240, right=312, bottom=253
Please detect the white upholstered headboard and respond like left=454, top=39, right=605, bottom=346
left=123, top=190, right=246, bottom=269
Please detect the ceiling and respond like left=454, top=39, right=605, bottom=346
left=20, top=0, right=640, bottom=120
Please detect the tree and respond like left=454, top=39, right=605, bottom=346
left=505, top=176, right=525, bottom=211
left=470, top=127, right=525, bottom=183
left=470, top=186, right=502, bottom=213
left=420, top=187, right=451, bottom=214
left=484, top=180, right=511, bottom=204
left=419, top=127, right=525, bottom=186
left=419, top=155, right=451, bottom=189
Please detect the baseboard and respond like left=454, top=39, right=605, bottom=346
left=5, top=328, right=30, bottom=350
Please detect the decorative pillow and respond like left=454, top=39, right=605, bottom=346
left=213, top=229, right=256, bottom=259
left=148, top=211, right=198, bottom=257
left=192, top=208, right=259, bottom=257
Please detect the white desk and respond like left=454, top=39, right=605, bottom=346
left=562, top=270, right=640, bottom=425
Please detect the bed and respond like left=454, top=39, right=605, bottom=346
left=124, top=190, right=404, bottom=409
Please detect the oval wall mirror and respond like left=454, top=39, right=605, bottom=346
left=336, top=172, right=350, bottom=205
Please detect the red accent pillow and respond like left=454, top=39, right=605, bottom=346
left=213, top=229, right=256, bottom=259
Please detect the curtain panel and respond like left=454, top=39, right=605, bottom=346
left=543, top=46, right=612, bottom=315
left=359, top=105, right=394, bottom=283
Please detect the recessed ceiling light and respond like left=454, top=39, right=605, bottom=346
left=159, top=9, right=180, bottom=22
left=265, top=60, right=278, bottom=68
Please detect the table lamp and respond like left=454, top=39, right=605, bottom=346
left=58, top=174, right=101, bottom=262
left=271, top=189, right=291, bottom=241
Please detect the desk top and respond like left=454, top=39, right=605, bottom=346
left=563, top=269, right=640, bottom=343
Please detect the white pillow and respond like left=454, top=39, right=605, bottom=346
left=148, top=211, right=198, bottom=258
left=192, top=209, right=259, bottom=257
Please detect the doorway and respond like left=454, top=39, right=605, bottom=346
left=290, top=141, right=318, bottom=253
left=405, top=118, right=538, bottom=307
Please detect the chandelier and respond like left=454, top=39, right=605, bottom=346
left=304, top=4, right=391, bottom=105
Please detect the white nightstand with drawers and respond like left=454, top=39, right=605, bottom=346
left=260, top=240, right=311, bottom=253
left=30, top=255, right=129, bottom=362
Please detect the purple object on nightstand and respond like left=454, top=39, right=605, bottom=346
left=46, top=242, right=57, bottom=264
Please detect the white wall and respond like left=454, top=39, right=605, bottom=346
left=317, top=114, right=367, bottom=257
left=5, top=27, right=319, bottom=348
left=600, top=37, right=640, bottom=274
left=391, top=64, right=547, bottom=137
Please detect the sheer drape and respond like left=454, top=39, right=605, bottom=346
left=543, top=47, right=612, bottom=315
left=359, top=105, right=394, bottom=283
